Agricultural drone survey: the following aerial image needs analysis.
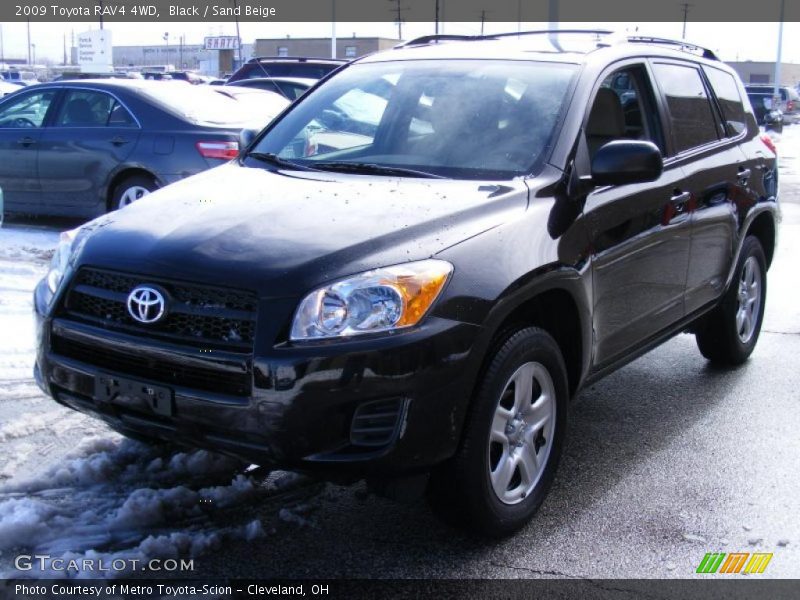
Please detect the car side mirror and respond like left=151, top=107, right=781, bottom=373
left=591, top=140, right=663, bottom=187
left=239, top=128, right=259, bottom=151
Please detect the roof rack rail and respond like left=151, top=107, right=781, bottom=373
left=402, top=29, right=616, bottom=47
left=400, top=34, right=475, bottom=47
left=399, top=30, right=719, bottom=61
left=486, top=29, right=615, bottom=40
left=626, top=36, right=718, bottom=60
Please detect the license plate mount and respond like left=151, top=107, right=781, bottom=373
left=95, top=374, right=174, bottom=417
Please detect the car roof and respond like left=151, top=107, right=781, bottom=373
left=230, top=76, right=316, bottom=86
left=247, top=56, right=347, bottom=64
left=20, top=79, right=186, bottom=92
left=357, top=30, right=721, bottom=67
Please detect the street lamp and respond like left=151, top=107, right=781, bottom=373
left=163, top=32, right=169, bottom=69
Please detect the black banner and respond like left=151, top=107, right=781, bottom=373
left=2, top=0, right=798, bottom=23
left=2, top=579, right=800, bottom=600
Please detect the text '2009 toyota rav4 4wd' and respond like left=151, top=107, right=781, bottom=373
left=34, top=31, right=779, bottom=537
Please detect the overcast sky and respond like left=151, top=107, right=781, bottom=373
left=0, top=21, right=796, bottom=65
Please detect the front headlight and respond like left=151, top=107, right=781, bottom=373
left=290, top=259, right=453, bottom=341
left=46, top=228, right=80, bottom=296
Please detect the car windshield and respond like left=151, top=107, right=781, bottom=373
left=250, top=60, right=578, bottom=179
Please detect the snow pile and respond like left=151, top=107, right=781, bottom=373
left=0, top=226, right=59, bottom=263
left=0, top=437, right=274, bottom=578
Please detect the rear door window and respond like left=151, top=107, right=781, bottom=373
left=55, top=89, right=136, bottom=127
left=652, top=62, right=720, bottom=153
left=703, top=66, right=747, bottom=136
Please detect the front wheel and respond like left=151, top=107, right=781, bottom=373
left=110, top=174, right=157, bottom=212
left=695, top=236, right=767, bottom=365
left=427, top=327, right=568, bottom=537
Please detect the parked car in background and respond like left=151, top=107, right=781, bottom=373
left=54, top=72, right=133, bottom=81
left=0, top=81, right=23, bottom=97
left=746, top=91, right=784, bottom=132
left=34, top=32, right=778, bottom=537
left=0, top=80, right=288, bottom=217
left=1, top=69, right=38, bottom=86
left=144, top=70, right=205, bottom=85
left=227, top=57, right=346, bottom=83
left=745, top=84, right=800, bottom=124
left=226, top=76, right=315, bottom=100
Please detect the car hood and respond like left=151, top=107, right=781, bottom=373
left=76, top=163, right=528, bottom=297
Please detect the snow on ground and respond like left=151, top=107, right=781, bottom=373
left=0, top=223, right=321, bottom=578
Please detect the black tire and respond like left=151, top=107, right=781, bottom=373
left=427, top=326, right=569, bottom=537
left=695, top=236, right=767, bottom=366
left=110, top=174, right=157, bottom=212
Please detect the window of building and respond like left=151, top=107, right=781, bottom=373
left=277, top=46, right=289, bottom=57
left=652, top=63, right=720, bottom=153
left=345, top=46, right=357, bottom=58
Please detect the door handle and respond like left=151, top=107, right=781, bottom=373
left=110, top=136, right=129, bottom=146
left=16, top=137, right=36, bottom=147
left=670, top=190, right=691, bottom=213
left=737, top=167, right=752, bottom=182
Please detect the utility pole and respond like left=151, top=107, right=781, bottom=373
left=163, top=32, right=169, bottom=68
left=63, top=33, right=67, bottom=65
left=331, top=0, right=336, bottom=58
left=232, top=0, right=242, bottom=66
left=480, top=10, right=487, bottom=36
left=98, top=1, right=104, bottom=30
left=435, top=0, right=440, bottom=35
left=26, top=19, right=31, bottom=66
left=681, top=3, right=691, bottom=39
left=773, top=0, right=785, bottom=106
left=390, top=0, right=405, bottom=41
left=1, top=24, right=4, bottom=67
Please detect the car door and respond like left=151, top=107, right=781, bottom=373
left=0, top=88, right=59, bottom=213
left=582, top=63, right=692, bottom=367
left=650, top=62, right=743, bottom=314
left=37, top=88, right=140, bottom=215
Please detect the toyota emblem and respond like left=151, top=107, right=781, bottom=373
left=126, top=286, right=167, bottom=324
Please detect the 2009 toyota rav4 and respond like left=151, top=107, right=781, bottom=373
left=34, top=31, right=779, bottom=536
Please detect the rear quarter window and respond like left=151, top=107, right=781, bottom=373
left=652, top=62, right=720, bottom=153
left=703, top=66, right=747, bottom=136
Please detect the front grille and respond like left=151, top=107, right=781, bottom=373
left=51, top=334, right=251, bottom=396
left=350, top=398, right=408, bottom=447
left=62, top=267, right=257, bottom=350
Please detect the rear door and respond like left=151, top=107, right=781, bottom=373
left=0, top=88, right=59, bottom=213
left=37, top=88, right=140, bottom=214
left=650, top=61, right=744, bottom=314
left=583, top=62, right=692, bottom=367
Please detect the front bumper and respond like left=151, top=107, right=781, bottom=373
left=34, top=279, right=481, bottom=474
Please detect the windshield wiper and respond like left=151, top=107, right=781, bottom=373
left=245, top=152, right=320, bottom=172
left=312, top=161, right=444, bottom=179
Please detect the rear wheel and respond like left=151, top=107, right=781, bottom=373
left=695, top=236, right=767, bottom=365
left=428, top=327, right=568, bottom=537
left=110, top=174, right=157, bottom=211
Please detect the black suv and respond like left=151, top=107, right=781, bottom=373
left=34, top=31, right=779, bottom=536
left=226, top=56, right=347, bottom=83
